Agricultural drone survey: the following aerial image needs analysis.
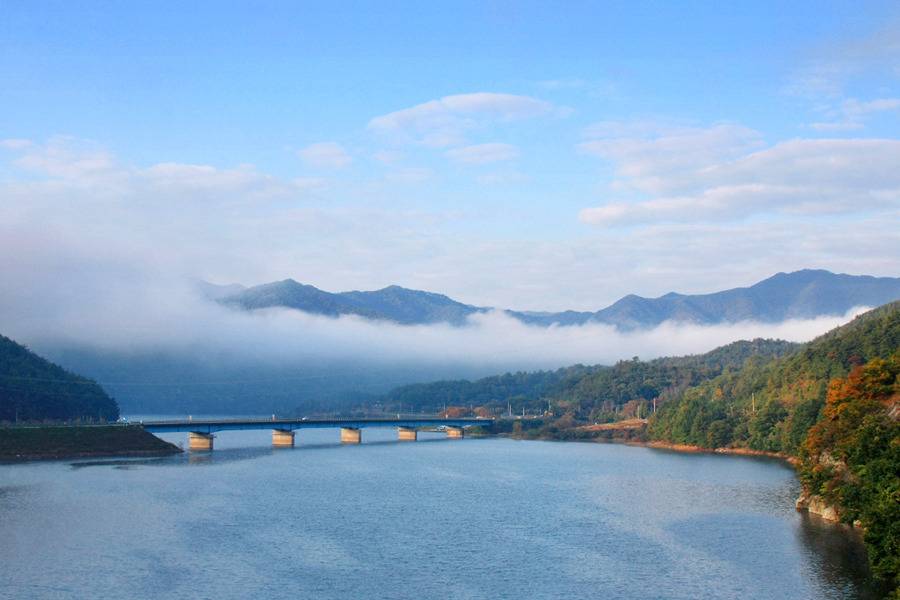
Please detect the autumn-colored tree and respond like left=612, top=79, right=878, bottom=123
left=800, top=355, right=900, bottom=591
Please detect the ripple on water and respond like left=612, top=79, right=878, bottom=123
left=0, top=435, right=881, bottom=600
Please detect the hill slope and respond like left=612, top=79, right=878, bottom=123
left=378, top=338, right=799, bottom=417
left=649, top=300, right=900, bottom=453
left=0, top=334, right=119, bottom=422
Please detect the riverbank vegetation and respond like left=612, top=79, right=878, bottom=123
left=798, top=357, right=899, bottom=591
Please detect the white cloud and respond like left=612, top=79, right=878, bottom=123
left=579, top=123, right=900, bottom=226
left=372, top=149, right=404, bottom=164
left=0, top=138, right=33, bottom=150
left=10, top=135, right=118, bottom=181
left=446, top=142, right=519, bottom=164
left=579, top=122, right=763, bottom=194
left=808, top=97, right=900, bottom=131
left=384, top=167, right=433, bottom=184
left=476, top=171, right=531, bottom=185
left=785, top=22, right=900, bottom=98
left=298, top=142, right=352, bottom=169
left=367, top=92, right=553, bottom=147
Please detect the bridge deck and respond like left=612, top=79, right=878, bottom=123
left=138, top=417, right=493, bottom=434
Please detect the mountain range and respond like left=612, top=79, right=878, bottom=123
left=214, top=269, right=900, bottom=329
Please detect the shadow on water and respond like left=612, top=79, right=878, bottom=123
left=70, top=446, right=278, bottom=468
left=795, top=512, right=888, bottom=599
left=68, top=435, right=455, bottom=469
left=70, top=456, right=179, bottom=469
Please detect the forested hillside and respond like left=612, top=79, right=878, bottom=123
left=378, top=365, right=599, bottom=415
left=0, top=334, right=119, bottom=422
left=548, top=339, right=798, bottom=420
left=378, top=339, right=798, bottom=417
left=649, top=301, right=900, bottom=454
left=798, top=356, right=899, bottom=589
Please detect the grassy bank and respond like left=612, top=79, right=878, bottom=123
left=0, top=425, right=181, bottom=462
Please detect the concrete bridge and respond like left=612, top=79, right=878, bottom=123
left=139, top=417, right=493, bottom=451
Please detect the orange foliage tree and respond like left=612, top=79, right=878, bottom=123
left=800, top=354, right=899, bottom=589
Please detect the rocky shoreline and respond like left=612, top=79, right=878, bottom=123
left=632, top=439, right=799, bottom=465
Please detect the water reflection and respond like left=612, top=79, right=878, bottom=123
left=0, top=437, right=882, bottom=599
left=795, top=512, right=885, bottom=599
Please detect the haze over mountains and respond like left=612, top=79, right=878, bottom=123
left=7, top=268, right=895, bottom=416
left=217, top=270, right=900, bottom=329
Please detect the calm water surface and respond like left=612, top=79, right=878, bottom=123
left=0, top=428, right=880, bottom=599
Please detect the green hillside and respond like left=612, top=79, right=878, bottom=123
left=649, top=301, right=900, bottom=454
left=0, top=334, right=119, bottom=422
left=379, top=338, right=797, bottom=418
left=548, top=338, right=798, bottom=421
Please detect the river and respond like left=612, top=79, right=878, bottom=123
left=0, top=427, right=881, bottom=599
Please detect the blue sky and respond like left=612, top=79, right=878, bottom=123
left=1, top=1, right=899, bottom=311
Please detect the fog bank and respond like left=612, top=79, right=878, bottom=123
left=1, top=272, right=867, bottom=374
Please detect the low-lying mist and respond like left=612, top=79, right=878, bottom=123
left=2, top=270, right=868, bottom=370
left=0, top=269, right=868, bottom=415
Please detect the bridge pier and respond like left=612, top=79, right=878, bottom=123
left=398, top=427, right=418, bottom=441
left=188, top=432, right=214, bottom=451
left=340, top=427, right=361, bottom=444
left=446, top=426, right=464, bottom=439
left=272, top=429, right=295, bottom=448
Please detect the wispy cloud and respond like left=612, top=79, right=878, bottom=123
left=384, top=167, right=433, bottom=184
left=579, top=122, right=900, bottom=226
left=0, top=138, right=34, bottom=150
left=808, top=97, right=900, bottom=131
left=476, top=171, right=530, bottom=185
left=579, top=122, right=763, bottom=194
left=446, top=142, right=519, bottom=164
left=785, top=21, right=900, bottom=98
left=298, top=142, right=352, bottom=169
left=367, top=92, right=553, bottom=147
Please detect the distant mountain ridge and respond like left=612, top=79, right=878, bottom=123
left=221, top=280, right=483, bottom=325
left=217, top=269, right=900, bottom=329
